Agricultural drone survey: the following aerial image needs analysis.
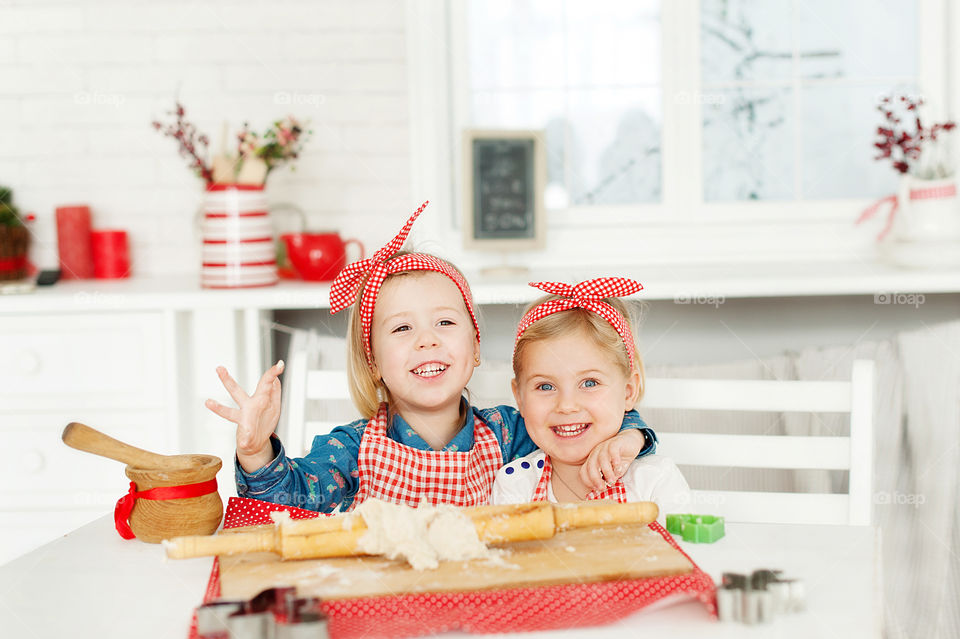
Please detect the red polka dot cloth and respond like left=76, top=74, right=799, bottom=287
left=189, top=496, right=716, bottom=639
left=514, top=278, right=644, bottom=372
left=349, top=403, right=502, bottom=510
left=328, top=200, right=481, bottom=365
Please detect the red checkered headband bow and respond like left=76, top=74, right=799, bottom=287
left=514, top=278, right=643, bottom=371
left=329, top=201, right=480, bottom=364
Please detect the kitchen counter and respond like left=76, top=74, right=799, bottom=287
left=1, top=259, right=959, bottom=314
left=0, top=514, right=881, bottom=638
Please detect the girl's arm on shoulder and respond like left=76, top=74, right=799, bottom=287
left=235, top=420, right=366, bottom=513
left=622, top=411, right=658, bottom=456
left=477, top=405, right=534, bottom=462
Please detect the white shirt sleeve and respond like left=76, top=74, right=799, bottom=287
left=621, top=455, right=692, bottom=524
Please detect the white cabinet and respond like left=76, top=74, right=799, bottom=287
left=0, top=312, right=175, bottom=564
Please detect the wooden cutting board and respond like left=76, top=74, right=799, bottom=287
left=218, top=523, right=693, bottom=601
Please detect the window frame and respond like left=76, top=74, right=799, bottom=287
left=405, top=0, right=952, bottom=271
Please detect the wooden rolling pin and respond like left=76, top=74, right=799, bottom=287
left=164, top=501, right=658, bottom=561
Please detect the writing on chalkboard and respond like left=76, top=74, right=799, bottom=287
left=475, top=139, right=533, bottom=237
left=463, top=130, right=545, bottom=250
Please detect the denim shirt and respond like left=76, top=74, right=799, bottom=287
left=236, top=402, right=657, bottom=513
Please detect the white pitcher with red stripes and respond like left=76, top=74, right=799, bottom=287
left=200, top=184, right=278, bottom=288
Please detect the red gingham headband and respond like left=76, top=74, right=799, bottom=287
left=329, top=201, right=480, bottom=364
left=514, top=278, right=643, bottom=371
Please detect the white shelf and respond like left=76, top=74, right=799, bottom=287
left=1, top=260, right=958, bottom=314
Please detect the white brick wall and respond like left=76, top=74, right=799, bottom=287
left=0, top=0, right=412, bottom=276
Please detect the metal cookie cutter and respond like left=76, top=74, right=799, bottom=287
left=716, top=569, right=806, bottom=624
left=196, top=586, right=329, bottom=639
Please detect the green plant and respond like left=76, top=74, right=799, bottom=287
left=237, top=116, right=312, bottom=176
left=0, top=186, right=25, bottom=227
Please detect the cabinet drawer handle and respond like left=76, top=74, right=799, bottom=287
left=16, top=350, right=43, bottom=376
left=23, top=450, right=45, bottom=474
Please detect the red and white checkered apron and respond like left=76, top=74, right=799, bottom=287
left=348, top=403, right=503, bottom=510
left=531, top=454, right=628, bottom=503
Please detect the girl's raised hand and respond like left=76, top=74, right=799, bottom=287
left=579, top=429, right=646, bottom=494
left=205, top=360, right=285, bottom=473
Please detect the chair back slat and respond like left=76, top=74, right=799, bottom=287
left=690, top=490, right=852, bottom=525
left=305, top=370, right=352, bottom=401
left=659, top=433, right=851, bottom=470
left=642, top=378, right=852, bottom=412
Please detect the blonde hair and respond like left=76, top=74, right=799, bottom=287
left=512, top=295, right=645, bottom=406
left=344, top=252, right=478, bottom=418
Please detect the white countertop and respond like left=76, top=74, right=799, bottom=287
left=1, top=259, right=958, bottom=314
left=0, top=515, right=881, bottom=638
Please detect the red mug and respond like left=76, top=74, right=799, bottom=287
left=91, top=229, right=131, bottom=279
left=55, top=205, right=95, bottom=279
left=281, top=232, right=365, bottom=281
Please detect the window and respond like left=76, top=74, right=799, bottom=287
left=407, top=0, right=946, bottom=268
left=464, top=1, right=662, bottom=207
left=701, top=0, right=918, bottom=201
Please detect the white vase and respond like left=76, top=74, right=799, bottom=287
left=882, top=175, right=960, bottom=268
left=892, top=176, right=960, bottom=242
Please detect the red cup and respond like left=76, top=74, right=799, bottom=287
left=55, top=205, right=94, bottom=279
left=91, top=229, right=131, bottom=279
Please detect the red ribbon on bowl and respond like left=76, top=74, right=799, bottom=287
left=0, top=256, right=26, bottom=273
left=114, top=478, right=219, bottom=540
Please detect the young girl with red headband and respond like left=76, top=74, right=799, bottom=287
left=492, top=279, right=689, bottom=519
left=206, top=204, right=658, bottom=513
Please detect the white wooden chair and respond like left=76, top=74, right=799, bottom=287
left=283, top=348, right=874, bottom=526
left=642, top=359, right=875, bottom=526
left=282, top=336, right=353, bottom=457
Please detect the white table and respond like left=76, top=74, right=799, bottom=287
left=0, top=515, right=881, bottom=638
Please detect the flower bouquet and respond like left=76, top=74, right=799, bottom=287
left=152, top=102, right=313, bottom=288
left=859, top=93, right=960, bottom=261
left=152, top=103, right=312, bottom=187
left=873, top=93, right=955, bottom=179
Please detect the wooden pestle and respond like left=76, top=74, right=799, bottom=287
left=164, top=501, right=659, bottom=560
left=62, top=422, right=197, bottom=470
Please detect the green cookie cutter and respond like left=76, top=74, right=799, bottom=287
left=665, top=513, right=725, bottom=543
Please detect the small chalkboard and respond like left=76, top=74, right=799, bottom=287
left=462, top=129, right=545, bottom=251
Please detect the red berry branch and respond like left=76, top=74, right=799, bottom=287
left=873, top=93, right=956, bottom=178
left=152, top=102, right=214, bottom=186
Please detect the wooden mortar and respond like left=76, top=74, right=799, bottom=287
left=62, top=422, right=224, bottom=543
left=124, top=456, right=223, bottom=543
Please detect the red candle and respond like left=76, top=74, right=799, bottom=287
left=55, top=205, right=95, bottom=279
left=91, top=229, right=131, bottom=279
